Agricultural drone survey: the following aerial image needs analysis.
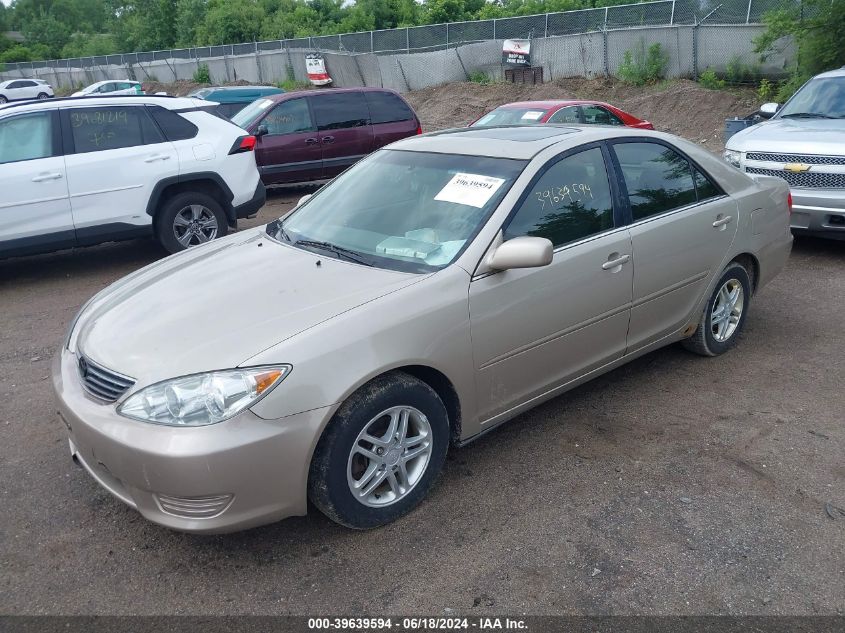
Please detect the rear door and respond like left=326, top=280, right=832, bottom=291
left=0, top=109, right=74, bottom=255
left=253, top=97, right=322, bottom=185
left=610, top=139, right=738, bottom=352
left=582, top=104, right=625, bottom=126
left=61, top=104, right=178, bottom=241
left=309, top=91, right=374, bottom=179
left=364, top=90, right=418, bottom=149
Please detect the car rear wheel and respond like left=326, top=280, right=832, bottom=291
left=308, top=372, right=449, bottom=529
left=155, top=192, right=227, bottom=254
left=682, top=262, right=751, bottom=357
left=37, top=92, right=49, bottom=100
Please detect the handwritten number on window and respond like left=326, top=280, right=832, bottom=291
left=534, top=183, right=593, bottom=210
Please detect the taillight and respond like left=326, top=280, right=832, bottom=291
left=229, top=135, right=256, bottom=154
left=787, top=191, right=793, bottom=214
left=416, top=124, right=422, bottom=135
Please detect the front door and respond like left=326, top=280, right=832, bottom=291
left=309, top=91, right=374, bottom=179
left=254, top=97, right=322, bottom=185
left=0, top=109, right=74, bottom=256
left=469, top=145, right=633, bottom=424
left=610, top=140, right=739, bottom=352
left=61, top=104, right=178, bottom=238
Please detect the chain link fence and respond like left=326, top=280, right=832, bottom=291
left=0, top=0, right=796, bottom=91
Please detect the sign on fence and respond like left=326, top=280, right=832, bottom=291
left=502, top=39, right=531, bottom=66
left=306, top=53, right=332, bottom=86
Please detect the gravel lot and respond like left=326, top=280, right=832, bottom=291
left=1, top=188, right=843, bottom=616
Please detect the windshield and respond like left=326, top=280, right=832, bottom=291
left=267, top=150, right=527, bottom=273
left=778, top=77, right=845, bottom=119
left=231, top=98, right=275, bottom=129
left=189, top=88, right=213, bottom=99
left=472, top=107, right=550, bottom=126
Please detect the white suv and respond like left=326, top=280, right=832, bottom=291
left=0, top=78, right=54, bottom=103
left=71, top=80, right=143, bottom=97
left=0, top=95, right=265, bottom=257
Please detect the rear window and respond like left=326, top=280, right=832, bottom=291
left=148, top=106, right=199, bottom=141
left=311, top=92, right=369, bottom=130
left=68, top=106, right=164, bottom=153
left=472, top=107, right=549, bottom=126
left=365, top=91, right=415, bottom=125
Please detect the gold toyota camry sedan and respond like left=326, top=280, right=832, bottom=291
left=54, top=125, right=792, bottom=533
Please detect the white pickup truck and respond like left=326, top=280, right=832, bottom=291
left=724, top=66, right=845, bottom=240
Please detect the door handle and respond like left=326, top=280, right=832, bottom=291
left=31, top=172, right=63, bottom=182
left=322, top=136, right=335, bottom=144
left=305, top=137, right=319, bottom=145
left=712, top=215, right=733, bottom=228
left=601, top=253, right=630, bottom=270
left=144, top=154, right=171, bottom=163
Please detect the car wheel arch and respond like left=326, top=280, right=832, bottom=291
left=148, top=174, right=236, bottom=226
left=730, top=253, right=759, bottom=294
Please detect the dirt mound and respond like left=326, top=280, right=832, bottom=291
left=405, top=77, right=759, bottom=152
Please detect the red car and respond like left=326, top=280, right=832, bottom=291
left=469, top=100, right=653, bottom=129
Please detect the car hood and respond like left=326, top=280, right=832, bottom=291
left=727, top=118, right=845, bottom=154
left=75, top=229, right=424, bottom=385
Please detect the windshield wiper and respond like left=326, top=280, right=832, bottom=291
left=780, top=112, right=837, bottom=119
left=295, top=239, right=374, bottom=266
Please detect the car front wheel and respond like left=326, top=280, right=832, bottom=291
left=683, top=261, right=751, bottom=356
left=308, top=372, right=449, bottom=529
left=0, top=96, right=7, bottom=104
left=155, top=192, right=228, bottom=254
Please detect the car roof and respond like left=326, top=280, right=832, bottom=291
left=264, top=86, right=402, bottom=103
left=390, top=124, right=675, bottom=160
left=0, top=94, right=204, bottom=115
left=494, top=100, right=606, bottom=110
left=813, top=67, right=845, bottom=80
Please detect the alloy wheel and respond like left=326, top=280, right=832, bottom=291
left=347, top=406, right=433, bottom=508
left=172, top=204, right=218, bottom=248
left=710, top=278, right=744, bottom=343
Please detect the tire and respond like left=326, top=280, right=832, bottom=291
left=682, top=261, right=751, bottom=357
left=308, top=372, right=450, bottom=529
left=155, top=191, right=227, bottom=254
left=0, top=96, right=7, bottom=104
left=37, top=92, right=49, bottom=100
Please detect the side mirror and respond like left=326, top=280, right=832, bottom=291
left=488, top=236, right=553, bottom=271
left=255, top=124, right=269, bottom=137
left=297, top=194, right=312, bottom=207
left=759, top=102, right=779, bottom=118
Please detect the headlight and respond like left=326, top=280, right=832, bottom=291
left=723, top=149, right=741, bottom=168
left=118, top=366, right=291, bottom=426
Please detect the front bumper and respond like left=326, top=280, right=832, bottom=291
left=233, top=180, right=267, bottom=220
left=53, top=349, right=331, bottom=533
left=789, top=188, right=845, bottom=239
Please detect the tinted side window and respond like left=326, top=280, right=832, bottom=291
left=694, top=169, right=721, bottom=201
left=365, top=91, right=414, bottom=124
left=69, top=106, right=164, bottom=153
left=583, top=105, right=623, bottom=125
left=148, top=105, right=198, bottom=141
left=311, top=92, right=369, bottom=130
left=547, top=106, right=580, bottom=124
left=18, top=80, right=36, bottom=88
left=505, top=146, right=614, bottom=247
left=0, top=112, right=55, bottom=164
left=263, top=98, right=315, bottom=135
left=614, top=142, right=697, bottom=221
left=7, top=81, right=23, bottom=89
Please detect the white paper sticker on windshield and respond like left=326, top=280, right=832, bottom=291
left=521, top=110, right=544, bottom=120
left=435, top=173, right=505, bottom=208
left=256, top=99, right=273, bottom=110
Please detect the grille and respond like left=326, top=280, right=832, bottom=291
left=77, top=355, right=135, bottom=402
left=156, top=493, right=234, bottom=519
left=745, top=152, right=844, bottom=166
left=745, top=167, right=845, bottom=189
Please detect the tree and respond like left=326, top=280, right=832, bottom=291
left=196, top=0, right=266, bottom=45
left=175, top=0, right=208, bottom=47
left=755, top=0, right=845, bottom=100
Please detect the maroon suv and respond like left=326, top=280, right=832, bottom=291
left=231, top=87, right=421, bottom=186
